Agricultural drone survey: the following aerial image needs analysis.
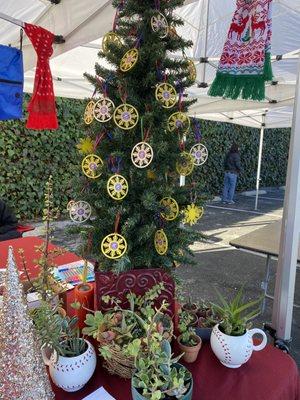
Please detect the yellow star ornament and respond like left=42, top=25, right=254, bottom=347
left=76, top=137, right=94, bottom=154
left=182, top=203, right=204, bottom=226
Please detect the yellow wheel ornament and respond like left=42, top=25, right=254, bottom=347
left=154, top=229, right=168, bottom=255
left=131, top=142, right=153, bottom=168
left=183, top=203, right=204, bottom=226
left=81, top=154, right=104, bottom=179
left=190, top=143, right=208, bottom=166
left=155, top=83, right=177, bottom=109
left=187, top=59, right=197, bottom=82
left=176, top=152, right=194, bottom=176
left=113, top=103, right=139, bottom=130
left=101, top=233, right=127, bottom=259
left=83, top=101, right=95, bottom=125
left=94, top=98, right=115, bottom=122
left=167, top=112, right=190, bottom=134
left=120, top=48, right=139, bottom=72
left=107, top=174, right=128, bottom=200
left=76, top=137, right=94, bottom=155
left=102, top=31, right=122, bottom=54
left=151, top=12, right=169, bottom=38
left=160, top=197, right=179, bottom=221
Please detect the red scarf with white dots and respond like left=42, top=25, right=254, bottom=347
left=24, top=23, right=58, bottom=130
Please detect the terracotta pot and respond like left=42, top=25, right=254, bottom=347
left=182, top=303, right=198, bottom=314
left=210, top=324, right=267, bottom=368
left=74, top=283, right=94, bottom=331
left=187, top=312, right=198, bottom=327
left=177, top=334, right=202, bottom=363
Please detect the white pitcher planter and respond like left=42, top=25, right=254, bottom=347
left=210, top=324, right=267, bottom=368
left=42, top=339, right=96, bottom=392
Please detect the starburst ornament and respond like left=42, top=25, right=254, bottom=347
left=120, top=48, right=139, bottom=72
left=183, top=203, right=204, bottom=225
left=155, top=83, right=177, bottom=109
left=190, top=143, right=208, bottom=166
left=82, top=154, right=104, bottom=179
left=154, top=229, right=168, bottom=255
left=69, top=201, right=92, bottom=223
left=151, top=12, right=169, bottom=38
left=0, top=247, right=54, bottom=400
left=160, top=197, right=179, bottom=221
left=102, top=31, right=122, bottom=54
left=76, top=137, right=94, bottom=154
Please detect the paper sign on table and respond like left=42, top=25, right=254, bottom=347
left=82, top=387, right=116, bottom=400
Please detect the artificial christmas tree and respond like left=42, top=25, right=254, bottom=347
left=74, top=0, right=204, bottom=272
left=0, top=247, right=54, bottom=400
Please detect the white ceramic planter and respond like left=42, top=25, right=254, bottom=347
left=210, top=324, right=267, bottom=368
left=42, top=339, right=96, bottom=392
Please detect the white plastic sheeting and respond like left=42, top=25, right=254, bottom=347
left=0, top=0, right=299, bottom=128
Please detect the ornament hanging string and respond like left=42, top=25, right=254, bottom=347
left=96, top=76, right=108, bottom=97
left=134, top=33, right=143, bottom=49
left=154, top=211, right=165, bottom=229
left=179, top=139, right=185, bottom=152
left=112, top=0, right=124, bottom=32
left=140, top=117, right=151, bottom=142
left=108, top=155, right=122, bottom=174
left=178, top=85, right=184, bottom=111
left=192, top=117, right=202, bottom=143
left=154, top=0, right=160, bottom=10
left=94, top=131, right=106, bottom=151
left=118, top=85, right=127, bottom=103
left=156, top=61, right=164, bottom=81
left=114, top=212, right=121, bottom=233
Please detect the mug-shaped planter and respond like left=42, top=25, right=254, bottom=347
left=42, top=339, right=96, bottom=392
left=210, top=324, right=267, bottom=368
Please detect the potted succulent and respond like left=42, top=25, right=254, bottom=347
left=210, top=287, right=267, bottom=368
left=128, top=304, right=193, bottom=400
left=196, top=301, right=221, bottom=341
left=31, top=302, right=96, bottom=392
left=182, top=296, right=198, bottom=314
left=83, top=283, right=173, bottom=379
left=177, top=312, right=202, bottom=363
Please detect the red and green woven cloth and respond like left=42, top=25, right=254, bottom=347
left=209, top=0, right=273, bottom=101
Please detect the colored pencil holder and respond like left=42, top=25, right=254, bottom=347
left=74, top=283, right=94, bottom=331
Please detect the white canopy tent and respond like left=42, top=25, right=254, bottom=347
left=0, top=0, right=299, bottom=347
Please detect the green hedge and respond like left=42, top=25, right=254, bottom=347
left=193, top=121, right=290, bottom=196
left=0, top=97, right=84, bottom=219
left=0, top=98, right=290, bottom=219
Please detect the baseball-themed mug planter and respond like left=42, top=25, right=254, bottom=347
left=210, top=324, right=267, bottom=368
left=210, top=287, right=266, bottom=368
left=42, top=339, right=96, bottom=392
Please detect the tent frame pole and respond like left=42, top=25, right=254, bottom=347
left=198, top=0, right=210, bottom=87
left=271, top=56, right=300, bottom=341
left=255, top=114, right=266, bottom=210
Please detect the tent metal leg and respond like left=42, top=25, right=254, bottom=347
left=271, top=57, right=300, bottom=340
left=261, top=254, right=272, bottom=314
left=198, top=0, right=210, bottom=87
left=255, top=118, right=266, bottom=211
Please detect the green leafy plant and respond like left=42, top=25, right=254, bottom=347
left=31, top=301, right=86, bottom=357
left=128, top=305, right=192, bottom=400
left=83, top=284, right=170, bottom=360
left=178, top=311, right=198, bottom=347
left=211, top=287, right=262, bottom=336
left=19, top=176, right=65, bottom=301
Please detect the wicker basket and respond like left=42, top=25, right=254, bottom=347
left=102, top=344, right=135, bottom=379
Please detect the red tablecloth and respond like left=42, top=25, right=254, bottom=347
left=0, top=236, right=80, bottom=278
left=1, top=237, right=299, bottom=400
left=52, top=341, right=300, bottom=400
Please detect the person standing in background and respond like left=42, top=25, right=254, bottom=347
left=0, top=199, right=21, bottom=241
left=222, top=143, right=241, bottom=204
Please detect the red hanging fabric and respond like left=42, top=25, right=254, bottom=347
left=24, top=23, right=58, bottom=130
